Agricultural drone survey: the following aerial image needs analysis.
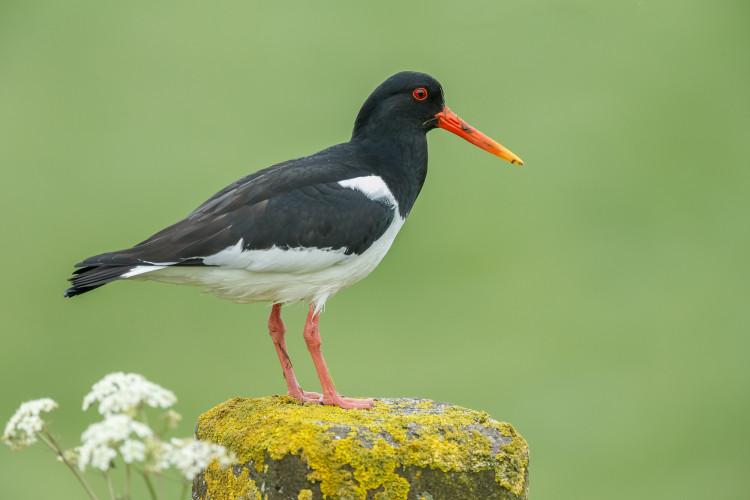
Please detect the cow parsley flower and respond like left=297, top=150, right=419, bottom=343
left=2, top=398, right=58, bottom=450
left=6, top=375, right=233, bottom=500
left=119, top=439, right=146, bottom=464
left=76, top=414, right=152, bottom=472
left=143, top=437, right=173, bottom=473
left=165, top=438, right=236, bottom=480
left=82, top=372, right=177, bottom=416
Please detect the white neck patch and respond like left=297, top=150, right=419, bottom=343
left=338, top=175, right=396, bottom=207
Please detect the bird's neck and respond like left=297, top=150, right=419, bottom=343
left=351, top=124, right=428, bottom=217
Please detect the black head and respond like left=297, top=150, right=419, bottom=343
left=351, top=72, right=524, bottom=165
left=352, top=71, right=446, bottom=141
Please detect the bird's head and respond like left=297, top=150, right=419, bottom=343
left=353, top=71, right=523, bottom=165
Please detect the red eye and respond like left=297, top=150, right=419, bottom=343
left=412, top=88, right=428, bottom=101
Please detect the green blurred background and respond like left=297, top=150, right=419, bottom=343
left=1, top=1, right=748, bottom=498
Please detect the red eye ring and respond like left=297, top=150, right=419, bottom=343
left=412, top=88, right=428, bottom=101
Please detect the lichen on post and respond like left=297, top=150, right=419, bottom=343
left=192, top=396, right=529, bottom=500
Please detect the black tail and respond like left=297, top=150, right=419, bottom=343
left=64, top=265, right=137, bottom=297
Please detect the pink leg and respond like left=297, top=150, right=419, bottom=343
left=268, top=304, right=321, bottom=403
left=303, top=304, right=374, bottom=409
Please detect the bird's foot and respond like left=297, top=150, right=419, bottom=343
left=322, top=393, right=374, bottom=410
left=302, top=390, right=323, bottom=400
left=288, top=388, right=372, bottom=409
left=287, top=386, right=323, bottom=404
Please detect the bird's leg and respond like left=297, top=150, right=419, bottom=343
left=267, top=304, right=321, bottom=403
left=303, top=304, right=374, bottom=410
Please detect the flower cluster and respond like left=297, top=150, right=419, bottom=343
left=165, top=438, right=237, bottom=480
left=82, top=372, right=177, bottom=415
left=2, top=398, right=58, bottom=450
left=77, top=414, right=153, bottom=471
left=4, top=373, right=237, bottom=500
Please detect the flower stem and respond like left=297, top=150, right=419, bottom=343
left=141, top=471, right=159, bottom=500
left=125, top=463, right=131, bottom=500
left=104, top=472, right=116, bottom=500
left=40, top=429, right=101, bottom=500
left=179, top=482, right=189, bottom=500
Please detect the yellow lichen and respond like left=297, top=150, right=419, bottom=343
left=297, top=490, right=313, bottom=500
left=196, top=396, right=528, bottom=499
left=496, top=438, right=531, bottom=497
left=202, top=460, right=262, bottom=500
left=414, top=400, right=435, bottom=410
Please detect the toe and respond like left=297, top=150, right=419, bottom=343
left=323, top=394, right=374, bottom=410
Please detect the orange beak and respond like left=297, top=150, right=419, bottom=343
left=435, top=107, right=524, bottom=165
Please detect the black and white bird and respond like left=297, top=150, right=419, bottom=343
left=65, top=71, right=523, bottom=409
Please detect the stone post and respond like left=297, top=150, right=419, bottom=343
left=192, top=395, right=529, bottom=500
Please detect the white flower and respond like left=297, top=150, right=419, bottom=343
left=85, top=445, right=117, bottom=471
left=76, top=415, right=153, bottom=472
left=120, top=439, right=146, bottom=464
left=82, top=372, right=177, bottom=416
left=165, top=438, right=236, bottom=480
left=144, top=438, right=173, bottom=473
left=2, top=398, right=58, bottom=450
left=143, top=439, right=172, bottom=473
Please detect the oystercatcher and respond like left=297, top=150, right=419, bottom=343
left=65, top=71, right=523, bottom=409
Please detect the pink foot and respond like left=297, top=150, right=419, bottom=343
left=289, top=388, right=373, bottom=409
left=288, top=387, right=323, bottom=404
left=322, top=394, right=374, bottom=410
left=302, top=390, right=323, bottom=400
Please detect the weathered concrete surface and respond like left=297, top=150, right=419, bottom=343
left=192, top=395, right=529, bottom=500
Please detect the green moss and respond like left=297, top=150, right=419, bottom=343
left=197, top=396, right=528, bottom=499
